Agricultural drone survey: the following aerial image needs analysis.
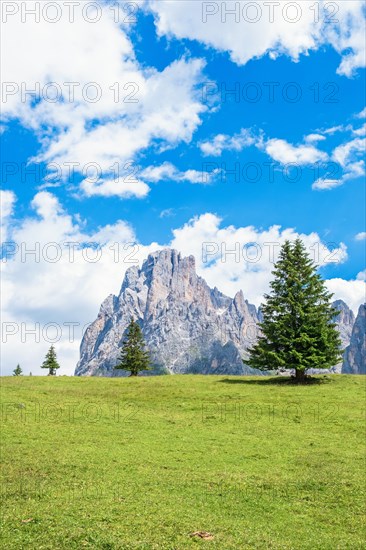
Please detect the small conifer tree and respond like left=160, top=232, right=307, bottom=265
left=13, top=364, right=23, bottom=376
left=115, top=320, right=151, bottom=377
left=41, top=346, right=60, bottom=376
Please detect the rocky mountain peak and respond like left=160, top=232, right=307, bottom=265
left=333, top=299, right=355, bottom=324
left=342, top=304, right=366, bottom=374
left=332, top=299, right=356, bottom=350
left=76, top=249, right=261, bottom=376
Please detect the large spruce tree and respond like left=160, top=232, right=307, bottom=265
left=115, top=319, right=151, bottom=377
left=41, top=346, right=60, bottom=376
left=244, top=239, right=342, bottom=382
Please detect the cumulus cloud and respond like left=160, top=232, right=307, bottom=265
left=313, top=136, right=366, bottom=190
left=349, top=122, right=366, bottom=137
left=1, top=3, right=207, bottom=194
left=80, top=177, right=150, bottom=199
left=1, top=189, right=16, bottom=220
left=199, top=129, right=258, bottom=156
left=325, top=278, right=366, bottom=313
left=200, top=123, right=364, bottom=190
left=0, top=190, right=157, bottom=376
left=198, top=127, right=329, bottom=165
left=332, top=137, right=366, bottom=167
left=159, top=208, right=175, bottom=219
left=170, top=213, right=349, bottom=306
left=141, top=162, right=219, bottom=184
left=0, top=190, right=16, bottom=242
left=355, top=232, right=366, bottom=241
left=312, top=178, right=342, bottom=191
left=148, top=0, right=366, bottom=76
left=264, top=138, right=328, bottom=165
left=305, top=134, right=326, bottom=144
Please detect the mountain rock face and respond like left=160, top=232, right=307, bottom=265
left=342, top=304, right=366, bottom=374
left=333, top=300, right=355, bottom=349
left=330, top=300, right=355, bottom=373
left=75, top=249, right=261, bottom=376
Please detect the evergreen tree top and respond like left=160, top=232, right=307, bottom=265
left=244, top=239, right=342, bottom=381
left=114, top=318, right=151, bottom=376
left=41, top=346, right=60, bottom=370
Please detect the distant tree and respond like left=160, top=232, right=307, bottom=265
left=41, top=346, right=60, bottom=376
left=115, top=320, right=151, bottom=377
left=13, top=364, right=23, bottom=376
left=244, top=239, right=342, bottom=383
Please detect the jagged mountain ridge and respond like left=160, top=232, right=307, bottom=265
left=76, top=249, right=262, bottom=376
left=342, top=304, right=366, bottom=374
left=329, top=299, right=355, bottom=374
left=75, top=249, right=358, bottom=377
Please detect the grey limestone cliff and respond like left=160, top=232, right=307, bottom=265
left=75, top=249, right=261, bottom=376
left=342, top=304, right=366, bottom=374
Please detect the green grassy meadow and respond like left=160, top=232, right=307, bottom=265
left=1, top=375, right=365, bottom=549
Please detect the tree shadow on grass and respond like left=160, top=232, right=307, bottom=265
left=218, top=375, right=333, bottom=386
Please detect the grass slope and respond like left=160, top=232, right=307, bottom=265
left=1, top=375, right=365, bottom=549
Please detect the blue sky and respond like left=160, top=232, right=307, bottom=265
left=1, top=1, right=365, bottom=374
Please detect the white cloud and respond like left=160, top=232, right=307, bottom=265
left=0, top=190, right=16, bottom=242
left=1, top=3, right=207, bottom=193
left=315, top=119, right=365, bottom=138
left=0, top=190, right=151, bottom=376
left=312, top=178, right=342, bottom=191
left=322, top=125, right=345, bottom=136
left=264, top=138, right=328, bottom=165
left=332, top=137, right=366, bottom=167
left=1, top=189, right=16, bottom=220
left=159, top=208, right=175, bottom=219
left=314, top=137, right=366, bottom=190
left=199, top=129, right=257, bottom=156
left=31, top=191, right=63, bottom=219
left=170, top=215, right=349, bottom=305
left=356, top=107, right=366, bottom=119
left=305, top=134, right=326, bottom=143
left=148, top=0, right=366, bottom=77
left=342, top=160, right=365, bottom=182
left=199, top=129, right=328, bottom=166
left=80, top=177, right=150, bottom=199
left=325, top=278, right=366, bottom=313
left=141, top=163, right=179, bottom=181
left=355, top=232, right=366, bottom=241
left=329, top=2, right=366, bottom=77
left=351, top=123, right=366, bottom=137
left=199, top=126, right=364, bottom=190
left=141, top=162, right=219, bottom=184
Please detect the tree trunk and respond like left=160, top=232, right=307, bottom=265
left=295, top=369, right=306, bottom=383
